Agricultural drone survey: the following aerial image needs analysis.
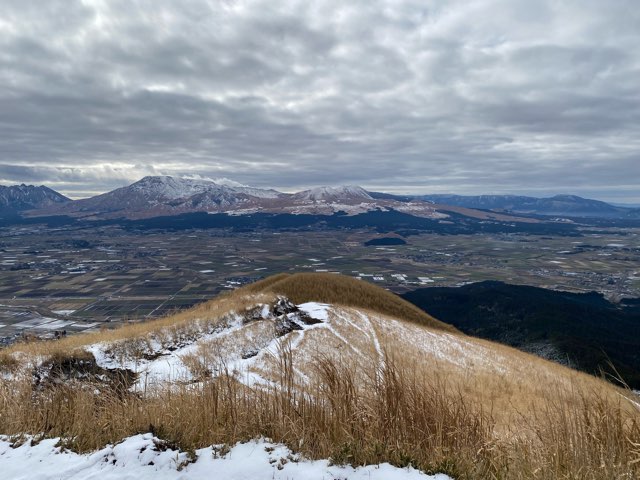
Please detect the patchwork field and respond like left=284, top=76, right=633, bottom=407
left=1, top=222, right=639, bottom=344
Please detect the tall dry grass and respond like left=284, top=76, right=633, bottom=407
left=249, top=272, right=456, bottom=332
left=0, top=272, right=446, bottom=363
left=1, top=340, right=638, bottom=479
left=0, top=273, right=639, bottom=478
left=0, top=343, right=492, bottom=477
left=0, top=288, right=276, bottom=362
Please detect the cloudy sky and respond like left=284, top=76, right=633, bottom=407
left=1, top=0, right=639, bottom=201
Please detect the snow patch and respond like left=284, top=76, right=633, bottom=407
left=297, top=302, right=331, bottom=321
left=294, top=185, right=372, bottom=202
left=0, top=435, right=451, bottom=480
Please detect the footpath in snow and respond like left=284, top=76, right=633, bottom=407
left=0, top=434, right=452, bottom=480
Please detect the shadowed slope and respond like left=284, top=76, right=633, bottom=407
left=402, top=281, right=640, bottom=388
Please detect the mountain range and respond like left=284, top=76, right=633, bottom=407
left=419, top=193, right=639, bottom=218
left=1, top=175, right=638, bottom=221
left=0, top=176, right=455, bottom=221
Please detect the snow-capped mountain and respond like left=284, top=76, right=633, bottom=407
left=30, top=176, right=445, bottom=220
left=0, top=184, right=70, bottom=212
left=50, top=176, right=284, bottom=218
left=292, top=185, right=373, bottom=202
left=10, top=176, right=637, bottom=223
left=127, top=176, right=283, bottom=201
left=130, top=176, right=229, bottom=200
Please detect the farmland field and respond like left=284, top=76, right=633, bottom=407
left=1, top=222, right=639, bottom=344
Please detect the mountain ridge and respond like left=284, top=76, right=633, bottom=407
left=0, top=184, right=70, bottom=212
left=22, top=175, right=446, bottom=220
left=419, top=193, right=632, bottom=218
left=3, top=176, right=637, bottom=221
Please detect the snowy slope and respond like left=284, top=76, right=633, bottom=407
left=0, top=184, right=70, bottom=211
left=0, top=435, right=451, bottom=480
left=49, top=176, right=283, bottom=217
left=82, top=298, right=517, bottom=394
left=292, top=185, right=373, bottom=202
left=131, top=176, right=224, bottom=200
left=0, top=298, right=467, bottom=480
left=124, top=176, right=279, bottom=200
left=26, top=176, right=450, bottom=219
left=125, top=176, right=283, bottom=202
left=3, top=286, right=636, bottom=479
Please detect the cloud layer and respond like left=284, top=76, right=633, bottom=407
left=1, top=0, right=639, bottom=200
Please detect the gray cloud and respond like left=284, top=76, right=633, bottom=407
left=0, top=0, right=639, bottom=201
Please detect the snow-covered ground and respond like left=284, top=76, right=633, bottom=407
left=298, top=302, right=330, bottom=321
left=80, top=298, right=514, bottom=393
left=0, top=435, right=451, bottom=480
left=85, top=300, right=334, bottom=391
left=86, top=312, right=256, bottom=390
left=292, top=185, right=373, bottom=202
left=131, top=176, right=281, bottom=201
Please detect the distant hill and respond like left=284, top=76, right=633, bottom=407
left=402, top=281, right=640, bottom=388
left=0, top=184, right=70, bottom=212
left=419, top=194, right=628, bottom=218
left=364, top=236, right=407, bottom=246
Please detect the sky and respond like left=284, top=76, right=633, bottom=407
left=1, top=0, right=639, bottom=201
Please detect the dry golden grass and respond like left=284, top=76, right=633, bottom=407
left=1, top=341, right=638, bottom=479
left=0, top=346, right=494, bottom=477
left=1, top=272, right=447, bottom=360
left=0, top=288, right=276, bottom=360
left=359, top=306, right=640, bottom=432
left=250, top=272, right=456, bottom=332
left=0, top=273, right=639, bottom=479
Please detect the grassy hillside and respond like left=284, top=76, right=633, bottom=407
left=0, top=274, right=638, bottom=479
left=401, top=281, right=640, bottom=388
left=246, top=272, right=456, bottom=333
